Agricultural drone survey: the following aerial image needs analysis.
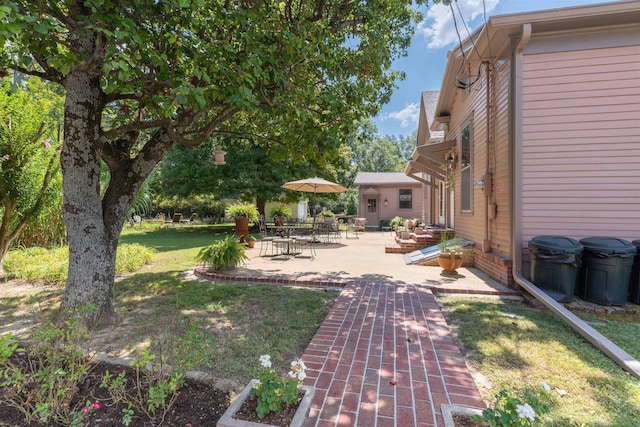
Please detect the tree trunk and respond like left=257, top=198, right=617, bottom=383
left=60, top=71, right=114, bottom=324
left=60, top=67, right=175, bottom=324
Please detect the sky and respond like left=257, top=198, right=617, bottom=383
left=373, top=0, right=623, bottom=137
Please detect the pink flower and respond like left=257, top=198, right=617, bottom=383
left=43, top=138, right=51, bottom=149
left=91, top=401, right=101, bottom=409
left=82, top=407, right=88, bottom=413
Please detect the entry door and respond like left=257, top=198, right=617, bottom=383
left=365, top=198, right=378, bottom=227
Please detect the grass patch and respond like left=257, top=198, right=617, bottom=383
left=3, top=224, right=338, bottom=385
left=573, top=311, right=640, bottom=360
left=438, top=297, right=640, bottom=426
left=4, top=244, right=155, bottom=284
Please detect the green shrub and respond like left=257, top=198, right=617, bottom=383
left=4, top=244, right=155, bottom=284
left=389, top=216, right=404, bottom=231
left=195, top=235, right=248, bottom=271
left=225, top=203, right=259, bottom=222
left=269, top=204, right=292, bottom=219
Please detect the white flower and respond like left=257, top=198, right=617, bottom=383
left=288, top=359, right=307, bottom=381
left=259, top=354, right=272, bottom=368
left=540, top=381, right=551, bottom=391
left=516, top=403, right=536, bottom=421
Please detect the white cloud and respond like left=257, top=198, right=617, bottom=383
left=418, top=0, right=499, bottom=49
left=379, top=103, right=420, bottom=129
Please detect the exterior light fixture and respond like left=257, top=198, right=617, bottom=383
left=213, top=145, right=226, bottom=165
left=384, top=198, right=388, bottom=206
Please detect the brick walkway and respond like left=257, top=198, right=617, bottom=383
left=301, top=281, right=485, bottom=427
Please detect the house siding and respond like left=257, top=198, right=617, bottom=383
left=489, top=61, right=512, bottom=259
left=521, top=45, right=640, bottom=244
left=448, top=74, right=487, bottom=245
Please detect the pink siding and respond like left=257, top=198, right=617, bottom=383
left=521, top=45, right=640, bottom=243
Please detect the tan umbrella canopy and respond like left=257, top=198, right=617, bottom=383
left=282, top=177, right=348, bottom=218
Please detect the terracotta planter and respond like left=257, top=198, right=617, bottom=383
left=235, top=217, right=250, bottom=240
left=217, top=379, right=315, bottom=427
left=246, top=240, right=255, bottom=249
left=438, top=252, right=463, bottom=274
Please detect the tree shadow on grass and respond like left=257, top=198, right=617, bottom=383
left=440, top=298, right=640, bottom=426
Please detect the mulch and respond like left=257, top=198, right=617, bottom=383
left=0, top=358, right=229, bottom=427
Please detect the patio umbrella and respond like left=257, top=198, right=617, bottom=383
left=282, top=177, right=348, bottom=218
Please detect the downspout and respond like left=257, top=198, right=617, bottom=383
left=510, top=24, right=640, bottom=380
left=483, top=61, right=492, bottom=252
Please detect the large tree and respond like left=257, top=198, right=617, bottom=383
left=0, top=0, right=426, bottom=323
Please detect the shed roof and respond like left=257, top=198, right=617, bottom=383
left=354, top=172, right=421, bottom=186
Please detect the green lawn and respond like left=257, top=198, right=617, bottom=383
left=439, top=297, right=640, bottom=426
left=2, top=224, right=339, bottom=384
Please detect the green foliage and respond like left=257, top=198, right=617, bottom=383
left=472, top=384, right=552, bottom=427
left=389, top=216, right=404, bottom=231
left=4, top=244, right=155, bottom=284
left=269, top=204, right=292, bottom=219
left=0, top=309, right=97, bottom=426
left=195, top=235, right=248, bottom=271
left=0, top=77, right=63, bottom=263
left=99, top=320, right=213, bottom=422
left=225, top=203, right=259, bottom=222
left=439, top=231, right=462, bottom=253
left=250, top=355, right=306, bottom=419
left=321, top=210, right=335, bottom=217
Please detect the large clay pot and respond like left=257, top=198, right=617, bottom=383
left=234, top=216, right=250, bottom=240
left=438, top=252, right=463, bottom=275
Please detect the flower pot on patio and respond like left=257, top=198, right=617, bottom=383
left=438, top=252, right=463, bottom=275
left=234, top=216, right=250, bottom=240
left=217, top=379, right=315, bottom=427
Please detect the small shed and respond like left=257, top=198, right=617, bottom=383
left=354, top=172, right=425, bottom=229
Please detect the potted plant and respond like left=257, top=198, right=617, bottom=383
left=195, top=235, right=248, bottom=271
left=269, top=204, right=292, bottom=227
left=217, top=354, right=315, bottom=427
left=390, top=216, right=404, bottom=237
left=438, top=231, right=463, bottom=275
left=226, top=203, right=259, bottom=240
left=245, top=235, right=256, bottom=249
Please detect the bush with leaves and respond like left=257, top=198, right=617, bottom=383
left=472, top=382, right=553, bottom=427
left=99, top=319, right=213, bottom=425
left=195, top=235, right=248, bottom=271
left=0, top=307, right=98, bottom=426
left=250, top=355, right=307, bottom=419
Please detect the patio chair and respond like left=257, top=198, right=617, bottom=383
left=345, top=217, right=367, bottom=239
left=170, top=213, right=182, bottom=225
left=258, top=215, right=276, bottom=256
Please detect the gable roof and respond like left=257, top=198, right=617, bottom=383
left=354, top=172, right=421, bottom=186
left=417, top=91, right=443, bottom=143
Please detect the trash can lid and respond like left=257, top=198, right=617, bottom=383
left=579, top=236, right=637, bottom=255
left=529, top=235, right=583, bottom=254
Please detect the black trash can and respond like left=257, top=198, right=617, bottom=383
left=629, top=239, right=640, bottom=304
left=529, top=235, right=583, bottom=302
left=579, top=237, right=636, bottom=306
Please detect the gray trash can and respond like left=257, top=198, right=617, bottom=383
left=529, top=235, right=583, bottom=302
left=579, top=237, right=636, bottom=306
left=629, top=239, right=640, bottom=304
